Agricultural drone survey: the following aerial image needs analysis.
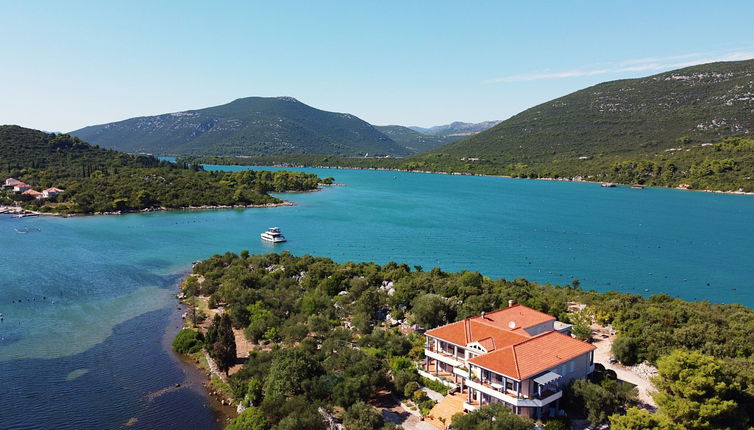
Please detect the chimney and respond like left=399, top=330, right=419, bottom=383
left=481, top=311, right=486, bottom=319
left=508, top=299, right=514, bottom=308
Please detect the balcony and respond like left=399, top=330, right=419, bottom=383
left=425, top=348, right=463, bottom=368
left=465, top=379, right=563, bottom=408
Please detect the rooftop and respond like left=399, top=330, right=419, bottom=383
left=469, top=331, right=595, bottom=379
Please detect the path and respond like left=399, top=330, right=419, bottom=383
left=590, top=324, right=656, bottom=408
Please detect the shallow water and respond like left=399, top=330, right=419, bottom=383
left=1, top=166, right=753, bottom=428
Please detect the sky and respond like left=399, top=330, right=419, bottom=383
left=2, top=1, right=754, bottom=132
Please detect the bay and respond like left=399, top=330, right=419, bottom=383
left=1, top=166, right=753, bottom=429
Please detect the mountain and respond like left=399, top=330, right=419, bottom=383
left=428, top=59, right=754, bottom=163
left=408, top=120, right=500, bottom=137
left=71, top=96, right=410, bottom=157
left=373, top=125, right=455, bottom=153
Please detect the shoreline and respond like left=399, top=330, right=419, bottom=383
left=220, top=163, right=754, bottom=196
left=0, top=200, right=296, bottom=218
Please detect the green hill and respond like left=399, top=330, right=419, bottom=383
left=71, top=96, right=410, bottom=157
left=0, top=125, right=325, bottom=214
left=373, top=125, right=456, bottom=152
left=429, top=59, right=754, bottom=163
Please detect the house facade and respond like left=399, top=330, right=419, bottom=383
left=13, top=183, right=31, bottom=193
left=422, top=303, right=595, bottom=420
left=42, top=187, right=63, bottom=198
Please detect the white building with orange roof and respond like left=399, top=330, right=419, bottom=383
left=421, top=301, right=595, bottom=420
left=42, top=187, right=64, bottom=198
left=4, top=178, right=23, bottom=188
left=13, top=182, right=32, bottom=193
left=22, top=189, right=43, bottom=199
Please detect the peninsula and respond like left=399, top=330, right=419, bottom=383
left=174, top=252, right=754, bottom=430
left=0, top=125, right=331, bottom=215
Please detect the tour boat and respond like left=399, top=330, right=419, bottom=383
left=260, top=227, right=287, bottom=243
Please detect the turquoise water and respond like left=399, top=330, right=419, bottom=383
left=2, top=166, right=753, bottom=428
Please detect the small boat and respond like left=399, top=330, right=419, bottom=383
left=631, top=185, right=645, bottom=189
left=601, top=183, right=616, bottom=188
left=260, top=227, right=287, bottom=243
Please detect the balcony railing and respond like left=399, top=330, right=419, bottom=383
left=425, top=349, right=463, bottom=367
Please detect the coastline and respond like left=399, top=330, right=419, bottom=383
left=222, top=163, right=754, bottom=196
left=0, top=200, right=296, bottom=218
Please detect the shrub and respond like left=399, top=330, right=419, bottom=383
left=403, top=381, right=420, bottom=399
left=172, top=329, right=203, bottom=354
left=612, top=336, right=639, bottom=365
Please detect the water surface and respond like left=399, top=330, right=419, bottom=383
left=2, top=167, right=753, bottom=428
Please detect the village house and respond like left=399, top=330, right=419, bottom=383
left=22, top=189, right=43, bottom=199
left=4, top=178, right=23, bottom=188
left=13, top=182, right=32, bottom=193
left=421, top=302, right=595, bottom=421
left=42, top=187, right=64, bottom=198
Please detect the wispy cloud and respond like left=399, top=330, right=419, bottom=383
left=485, top=50, right=754, bottom=84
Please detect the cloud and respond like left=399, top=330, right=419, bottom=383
left=485, top=50, right=754, bottom=84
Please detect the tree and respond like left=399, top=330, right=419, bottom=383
left=653, top=350, right=745, bottom=430
left=451, top=403, right=532, bottom=430
left=225, top=406, right=270, bottom=430
left=610, top=408, right=679, bottom=430
left=172, top=329, right=203, bottom=354
left=210, top=313, right=237, bottom=376
left=612, top=336, right=639, bottom=365
left=343, top=401, right=384, bottom=430
left=568, top=377, right=636, bottom=424
left=411, top=294, right=449, bottom=328
left=263, top=349, right=324, bottom=399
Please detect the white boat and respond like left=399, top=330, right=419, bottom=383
left=260, top=227, right=287, bottom=243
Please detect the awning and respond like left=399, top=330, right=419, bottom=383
left=533, top=371, right=562, bottom=386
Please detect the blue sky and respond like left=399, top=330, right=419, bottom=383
left=2, top=1, right=754, bottom=132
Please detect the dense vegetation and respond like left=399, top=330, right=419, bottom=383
left=177, top=60, right=754, bottom=192
left=429, top=60, right=754, bottom=163
left=179, top=136, right=754, bottom=192
left=0, top=126, right=328, bottom=214
left=177, top=252, right=753, bottom=429
left=71, top=96, right=411, bottom=157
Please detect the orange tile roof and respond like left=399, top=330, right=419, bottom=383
left=473, top=304, right=555, bottom=332
left=43, top=187, right=63, bottom=193
left=469, top=331, right=595, bottom=380
left=425, top=318, right=529, bottom=351
left=22, top=189, right=41, bottom=195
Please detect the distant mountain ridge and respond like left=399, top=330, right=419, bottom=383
left=427, top=59, right=754, bottom=162
left=373, top=125, right=457, bottom=153
left=71, top=97, right=411, bottom=157
left=408, top=120, right=501, bottom=136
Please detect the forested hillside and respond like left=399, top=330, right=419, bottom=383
left=71, top=97, right=411, bottom=157
left=0, top=125, right=327, bottom=214
left=430, top=59, right=754, bottom=163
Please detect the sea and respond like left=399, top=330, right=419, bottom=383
left=1, top=166, right=753, bottom=429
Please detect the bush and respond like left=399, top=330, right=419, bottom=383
left=420, top=376, right=449, bottom=395
left=172, top=329, right=203, bottom=354
left=543, top=417, right=569, bottom=430
left=403, top=381, right=420, bottom=399
left=612, top=336, right=639, bottom=365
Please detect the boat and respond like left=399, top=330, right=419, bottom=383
left=631, top=185, right=645, bottom=189
left=601, top=183, right=616, bottom=188
left=260, top=227, right=287, bottom=243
